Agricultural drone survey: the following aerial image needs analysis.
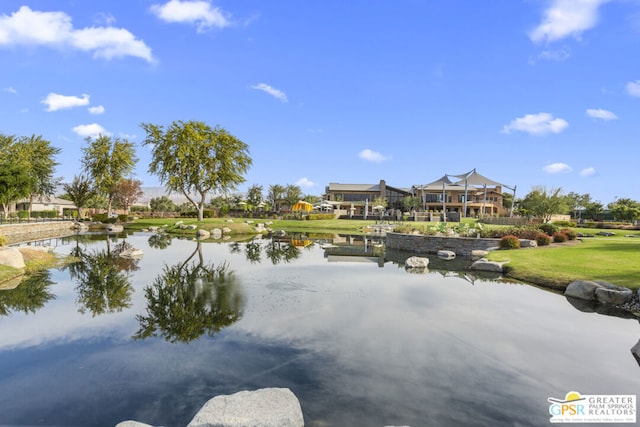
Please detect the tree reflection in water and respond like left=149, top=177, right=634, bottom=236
left=66, top=235, right=138, bottom=316
left=134, top=241, right=245, bottom=343
left=147, top=232, right=172, bottom=250
left=264, top=238, right=301, bottom=265
left=0, top=272, right=55, bottom=316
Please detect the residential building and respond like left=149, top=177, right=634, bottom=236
left=324, top=180, right=411, bottom=214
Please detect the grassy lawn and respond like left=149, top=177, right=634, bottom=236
left=486, top=231, right=640, bottom=290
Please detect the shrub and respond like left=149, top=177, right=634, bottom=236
left=307, top=214, right=334, bottom=220
left=18, top=210, right=28, bottom=219
left=535, top=233, right=551, bottom=246
left=514, top=227, right=542, bottom=240
left=203, top=209, right=217, bottom=218
left=499, top=235, right=521, bottom=249
left=560, top=228, right=577, bottom=240
left=0, top=234, right=7, bottom=246
left=538, top=223, right=559, bottom=235
left=117, top=214, right=129, bottom=223
left=92, top=213, right=109, bottom=223
left=553, top=232, right=568, bottom=243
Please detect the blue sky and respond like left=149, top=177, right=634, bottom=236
left=1, top=0, right=639, bottom=204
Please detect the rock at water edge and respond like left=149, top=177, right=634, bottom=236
left=405, top=256, right=429, bottom=268
left=187, top=387, right=304, bottom=427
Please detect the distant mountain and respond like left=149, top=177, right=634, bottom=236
left=140, top=187, right=191, bottom=204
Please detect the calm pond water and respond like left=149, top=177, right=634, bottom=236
left=0, top=232, right=638, bottom=427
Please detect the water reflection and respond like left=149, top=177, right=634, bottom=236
left=134, top=241, right=245, bottom=343
left=147, top=232, right=172, bottom=249
left=65, top=235, right=138, bottom=316
left=0, top=232, right=639, bottom=426
left=0, top=271, right=55, bottom=316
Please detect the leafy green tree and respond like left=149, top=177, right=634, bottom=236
left=87, top=194, right=108, bottom=211
left=62, top=175, right=96, bottom=218
left=267, top=184, right=285, bottom=212
left=517, top=187, right=568, bottom=223
left=0, top=164, right=32, bottom=219
left=141, top=120, right=252, bottom=221
left=0, top=134, right=30, bottom=218
left=403, top=195, right=421, bottom=211
left=16, top=135, right=61, bottom=218
left=81, top=135, right=138, bottom=216
left=565, top=192, right=593, bottom=219
left=149, top=196, right=176, bottom=217
left=283, top=184, right=303, bottom=209
left=113, top=178, right=144, bottom=214
left=246, top=184, right=263, bottom=209
left=607, top=198, right=640, bottom=222
left=583, top=200, right=604, bottom=220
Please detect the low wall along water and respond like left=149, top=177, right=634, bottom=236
left=385, top=232, right=501, bottom=258
left=0, top=221, right=76, bottom=245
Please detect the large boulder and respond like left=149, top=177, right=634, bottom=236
left=0, top=247, right=25, bottom=269
left=105, top=224, right=124, bottom=233
left=632, top=339, right=640, bottom=367
left=519, top=239, right=537, bottom=248
left=564, top=280, right=601, bottom=300
left=471, top=250, right=488, bottom=261
left=437, top=250, right=456, bottom=260
left=187, top=388, right=304, bottom=427
left=196, top=229, right=211, bottom=239
left=594, top=286, right=633, bottom=305
left=469, top=259, right=503, bottom=273
left=565, top=280, right=633, bottom=305
left=405, top=256, right=429, bottom=269
left=115, top=421, right=154, bottom=427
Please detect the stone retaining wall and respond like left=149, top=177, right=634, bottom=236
left=385, top=232, right=501, bottom=258
left=0, top=221, right=76, bottom=244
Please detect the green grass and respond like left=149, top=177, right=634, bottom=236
left=487, top=231, right=640, bottom=290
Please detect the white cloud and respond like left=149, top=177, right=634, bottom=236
left=580, top=167, right=596, bottom=177
left=530, top=0, right=611, bottom=43
left=586, top=108, right=618, bottom=120
left=41, top=93, right=89, bottom=111
left=296, top=177, right=316, bottom=188
left=626, top=80, right=640, bottom=97
left=150, top=0, right=230, bottom=32
left=358, top=149, right=389, bottom=163
left=251, top=83, right=288, bottom=102
left=0, top=6, right=154, bottom=62
left=3, top=86, right=16, bottom=93
left=501, top=112, right=569, bottom=136
left=88, top=105, right=105, bottom=115
left=72, top=123, right=109, bottom=138
left=543, top=163, right=573, bottom=174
